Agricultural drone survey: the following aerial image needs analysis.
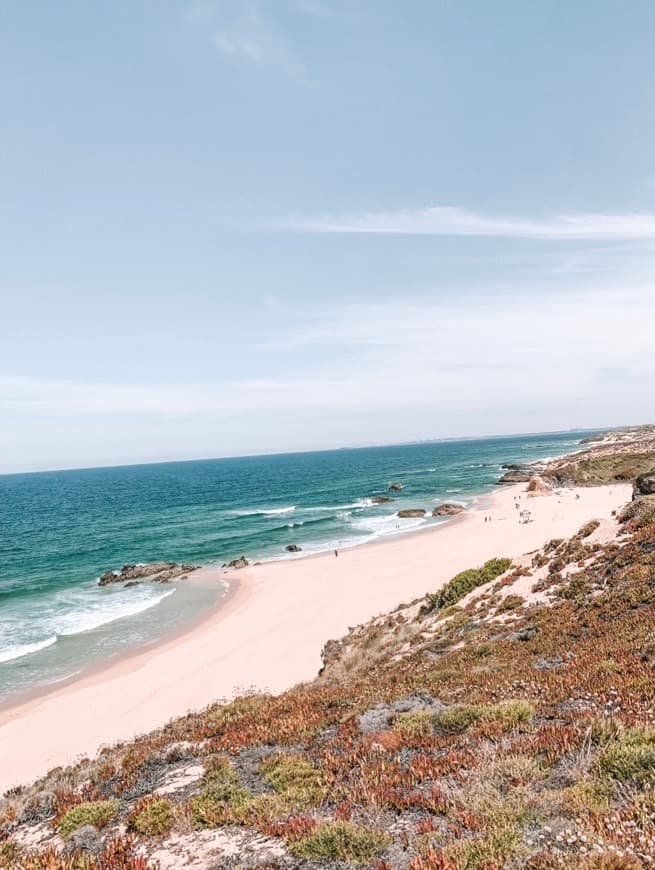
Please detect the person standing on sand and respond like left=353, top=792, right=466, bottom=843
left=334, top=549, right=338, bottom=558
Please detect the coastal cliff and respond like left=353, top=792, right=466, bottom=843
left=2, top=428, right=655, bottom=868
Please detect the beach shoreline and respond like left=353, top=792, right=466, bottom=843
left=0, top=481, right=486, bottom=714
left=0, top=478, right=632, bottom=794
left=0, top=505, right=468, bottom=717
left=0, top=569, right=236, bottom=716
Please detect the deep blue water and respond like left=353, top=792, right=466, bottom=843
left=0, top=431, right=590, bottom=700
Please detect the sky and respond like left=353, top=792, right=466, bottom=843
left=1, top=1, right=655, bottom=473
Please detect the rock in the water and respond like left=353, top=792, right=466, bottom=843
left=227, top=556, right=249, bottom=569
left=371, top=495, right=393, bottom=504
left=388, top=482, right=404, bottom=491
left=526, top=475, right=552, bottom=497
left=98, top=562, right=198, bottom=586
left=285, top=544, right=302, bottom=552
left=397, top=508, right=426, bottom=518
left=635, top=472, right=655, bottom=497
left=499, top=467, right=532, bottom=484
left=432, top=502, right=465, bottom=517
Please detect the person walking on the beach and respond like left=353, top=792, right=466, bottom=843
left=334, top=549, right=338, bottom=558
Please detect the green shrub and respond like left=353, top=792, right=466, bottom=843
left=445, top=826, right=521, bottom=868
left=190, top=781, right=252, bottom=827
left=424, top=558, right=512, bottom=613
left=392, top=710, right=435, bottom=737
left=595, top=728, right=655, bottom=783
left=438, top=700, right=534, bottom=735
left=127, top=796, right=176, bottom=836
left=290, top=821, right=391, bottom=862
left=202, top=754, right=240, bottom=787
left=191, top=756, right=254, bottom=827
left=437, top=704, right=483, bottom=734
left=260, top=754, right=324, bottom=807
left=496, top=594, right=525, bottom=613
left=58, top=799, right=119, bottom=836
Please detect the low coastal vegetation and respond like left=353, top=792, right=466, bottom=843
left=56, top=799, right=119, bottom=837
left=420, top=556, right=512, bottom=614
left=3, top=428, right=655, bottom=867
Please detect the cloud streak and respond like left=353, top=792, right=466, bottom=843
left=3, top=288, right=653, bottom=472
left=282, top=205, right=655, bottom=240
left=212, top=8, right=285, bottom=65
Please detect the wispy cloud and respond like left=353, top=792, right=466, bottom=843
left=295, top=0, right=334, bottom=17
left=282, top=205, right=655, bottom=240
left=3, top=286, right=653, bottom=471
left=212, top=8, right=284, bottom=64
left=192, top=4, right=310, bottom=82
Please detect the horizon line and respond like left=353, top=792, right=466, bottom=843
left=0, top=423, right=616, bottom=478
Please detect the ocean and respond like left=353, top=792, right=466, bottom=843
left=0, top=431, right=588, bottom=703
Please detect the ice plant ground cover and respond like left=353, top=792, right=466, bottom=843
left=2, top=491, right=655, bottom=866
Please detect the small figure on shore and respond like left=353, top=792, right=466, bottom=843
left=334, top=549, right=338, bottom=558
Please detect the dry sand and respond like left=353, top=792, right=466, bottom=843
left=0, top=481, right=631, bottom=793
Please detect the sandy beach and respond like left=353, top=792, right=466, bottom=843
left=0, top=481, right=631, bottom=794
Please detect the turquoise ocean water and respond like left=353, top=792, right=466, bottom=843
left=0, top=431, right=589, bottom=703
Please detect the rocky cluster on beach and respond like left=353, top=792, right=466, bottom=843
left=432, top=502, right=465, bottom=516
left=225, top=555, right=249, bottom=569
left=525, top=474, right=552, bottom=497
left=97, top=562, right=198, bottom=586
left=498, top=462, right=535, bottom=484
left=396, top=503, right=465, bottom=519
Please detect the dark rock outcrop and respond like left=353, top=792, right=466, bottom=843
left=285, top=544, right=302, bottom=552
left=634, top=471, right=655, bottom=497
left=432, top=502, right=465, bottom=517
left=498, top=465, right=533, bottom=484
left=227, top=556, right=249, bottom=569
left=388, top=483, right=404, bottom=491
left=98, top=562, right=198, bottom=586
left=397, top=508, right=426, bottom=518
left=371, top=495, right=393, bottom=504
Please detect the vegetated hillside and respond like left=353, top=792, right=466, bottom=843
left=3, top=499, right=655, bottom=867
left=543, top=424, right=655, bottom=487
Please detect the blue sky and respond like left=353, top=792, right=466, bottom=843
left=2, top=1, right=655, bottom=472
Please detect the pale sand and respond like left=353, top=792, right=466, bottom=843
left=0, top=482, right=631, bottom=794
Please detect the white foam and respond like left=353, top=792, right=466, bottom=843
left=233, top=506, right=296, bottom=517
left=350, top=514, right=427, bottom=536
left=302, top=499, right=373, bottom=512
left=54, top=588, right=176, bottom=637
left=0, top=635, right=58, bottom=664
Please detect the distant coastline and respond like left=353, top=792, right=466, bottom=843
left=0, top=430, right=595, bottom=710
